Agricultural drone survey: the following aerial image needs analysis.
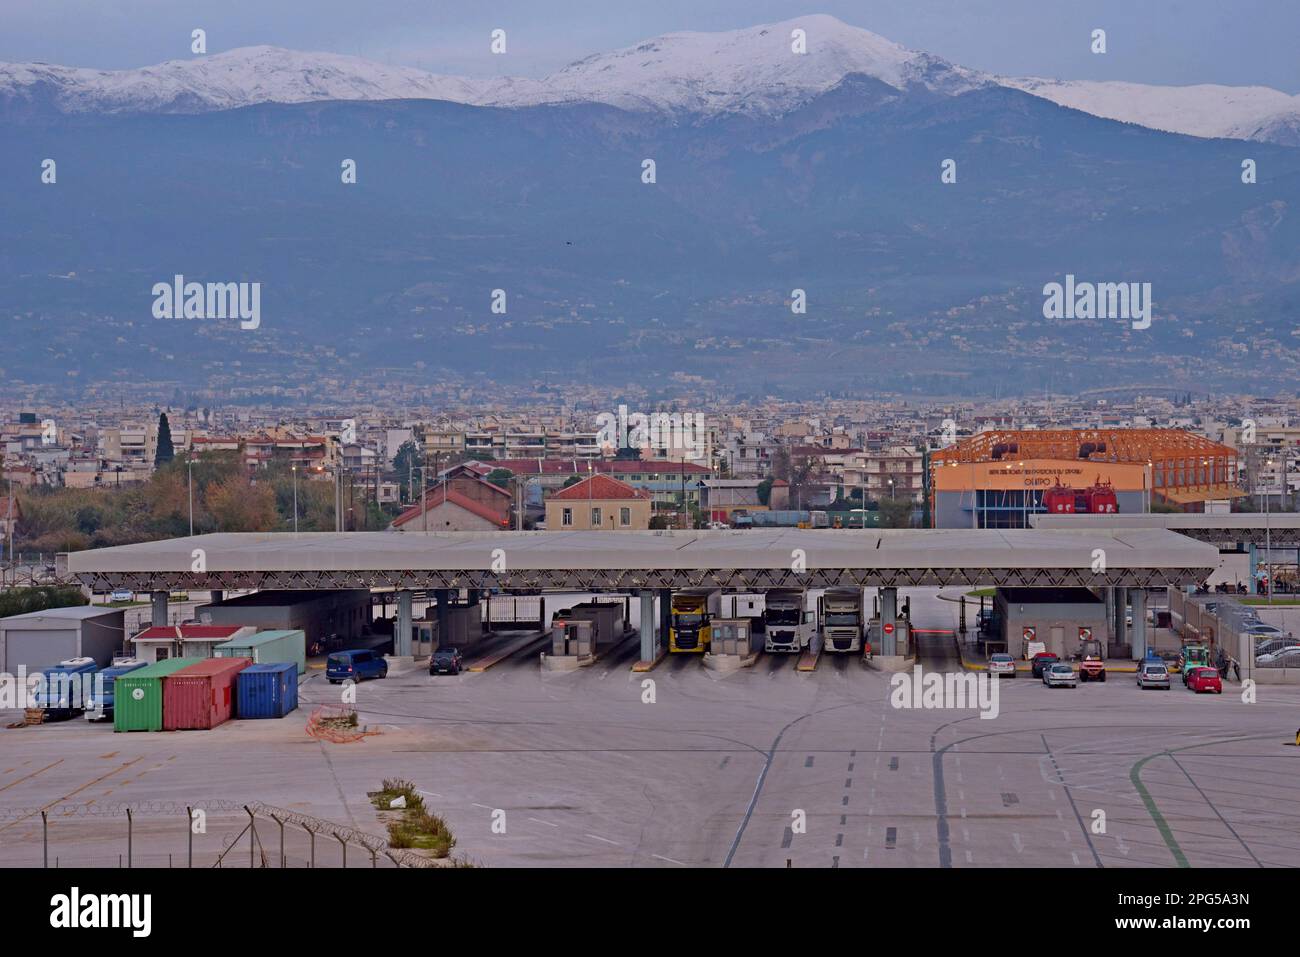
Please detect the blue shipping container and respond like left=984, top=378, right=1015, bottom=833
left=236, top=662, right=299, bottom=719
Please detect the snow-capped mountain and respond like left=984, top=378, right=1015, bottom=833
left=0, top=45, right=492, bottom=114
left=479, top=14, right=990, bottom=114
left=1003, top=76, right=1300, bottom=146
left=2, top=14, right=1296, bottom=145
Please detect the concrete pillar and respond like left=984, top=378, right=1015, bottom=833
left=151, top=591, right=168, bottom=628
left=879, top=586, right=898, bottom=656
left=1114, top=587, right=1128, bottom=651
left=1104, top=587, right=1116, bottom=642
left=658, top=589, right=672, bottom=652
left=435, top=589, right=451, bottom=645
left=209, top=590, right=223, bottom=604
left=396, top=590, right=413, bottom=657
left=1247, top=543, right=1258, bottom=595
left=639, top=591, right=657, bottom=662
left=1129, top=588, right=1147, bottom=660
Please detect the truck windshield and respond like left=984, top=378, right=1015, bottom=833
left=825, top=613, right=859, bottom=626
left=675, top=613, right=702, bottom=626
left=765, top=609, right=800, bottom=625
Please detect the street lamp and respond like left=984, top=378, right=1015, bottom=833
left=187, top=454, right=194, bottom=536
left=291, top=464, right=299, bottom=533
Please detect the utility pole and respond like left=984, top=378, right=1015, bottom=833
left=187, top=453, right=194, bottom=536
left=292, top=465, right=299, bottom=533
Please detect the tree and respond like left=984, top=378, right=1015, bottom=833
left=562, top=475, right=583, bottom=489
left=392, top=440, right=421, bottom=502
left=878, top=498, right=913, bottom=528
left=757, top=478, right=774, bottom=506
left=155, top=413, right=175, bottom=466
left=486, top=468, right=514, bottom=490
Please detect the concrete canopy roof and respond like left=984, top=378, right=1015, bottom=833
left=1031, top=512, right=1300, bottom=547
left=63, top=528, right=1219, bottom=592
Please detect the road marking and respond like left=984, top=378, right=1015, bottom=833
left=585, top=833, right=620, bottom=846
left=1012, top=833, right=1023, bottom=853
left=528, top=817, right=559, bottom=828
left=965, top=850, right=973, bottom=864
left=653, top=853, right=686, bottom=866
left=471, top=802, right=493, bottom=810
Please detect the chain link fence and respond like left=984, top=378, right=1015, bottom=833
left=0, top=800, right=439, bottom=868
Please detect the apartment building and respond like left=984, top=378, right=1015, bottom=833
left=544, top=475, right=652, bottom=531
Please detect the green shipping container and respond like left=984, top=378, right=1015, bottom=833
left=113, top=657, right=197, bottom=732
left=212, top=629, right=307, bottom=676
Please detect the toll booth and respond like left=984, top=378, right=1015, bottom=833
left=540, top=619, right=597, bottom=671
left=703, top=618, right=759, bottom=672
left=550, top=601, right=626, bottom=646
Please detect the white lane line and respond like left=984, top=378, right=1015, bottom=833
left=471, top=802, right=493, bottom=810
left=529, top=817, right=559, bottom=828
left=585, top=833, right=620, bottom=846
left=1012, top=833, right=1023, bottom=853
left=653, top=853, right=687, bottom=866
left=960, top=807, right=968, bottom=819
left=1071, top=852, right=1081, bottom=866
left=961, top=827, right=970, bottom=842
left=417, top=790, right=443, bottom=799
left=965, top=850, right=973, bottom=864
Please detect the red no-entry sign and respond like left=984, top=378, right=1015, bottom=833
left=883, top=623, right=895, bottom=635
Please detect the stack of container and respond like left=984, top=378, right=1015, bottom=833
left=212, top=629, right=306, bottom=675
left=114, top=658, right=195, bottom=732
left=236, top=662, right=299, bottom=719
left=162, top=657, right=251, bottom=730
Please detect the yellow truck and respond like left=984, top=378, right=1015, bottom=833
left=669, top=589, right=721, bottom=653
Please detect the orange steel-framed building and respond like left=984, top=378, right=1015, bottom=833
left=930, top=429, right=1243, bottom=528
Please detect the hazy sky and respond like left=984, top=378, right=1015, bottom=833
left=4, top=0, right=1299, bottom=92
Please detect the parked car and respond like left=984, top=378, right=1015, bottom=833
left=1031, top=652, right=1060, bottom=679
left=1137, top=661, right=1171, bottom=689
left=1256, top=646, right=1300, bottom=666
left=429, top=646, right=464, bottom=676
left=1185, top=666, right=1223, bottom=694
left=109, top=589, right=133, bottom=603
left=1042, top=663, right=1078, bottom=688
left=326, top=649, right=388, bottom=683
left=988, top=653, right=1016, bottom=678
left=1254, top=637, right=1300, bottom=658
left=1245, top=624, right=1284, bottom=637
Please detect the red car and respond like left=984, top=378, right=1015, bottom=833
left=1186, top=666, right=1223, bottom=694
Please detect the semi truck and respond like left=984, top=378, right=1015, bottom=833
left=820, top=587, right=865, bottom=653
left=670, top=589, right=721, bottom=653
left=762, top=588, right=815, bottom=653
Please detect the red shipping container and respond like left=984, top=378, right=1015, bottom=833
left=162, top=657, right=252, bottom=730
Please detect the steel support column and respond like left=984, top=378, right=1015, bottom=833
left=151, top=591, right=168, bottom=629
left=658, top=589, right=672, bottom=653
left=1129, top=588, right=1147, bottom=660
left=1247, top=543, right=1258, bottom=595
left=879, top=586, right=898, bottom=656
left=396, top=589, right=413, bottom=657
left=638, top=591, right=657, bottom=662
left=1114, top=587, right=1128, bottom=651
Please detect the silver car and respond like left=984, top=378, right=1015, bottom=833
left=988, top=653, right=1017, bottom=678
left=1137, top=661, right=1171, bottom=689
left=1043, top=663, right=1078, bottom=688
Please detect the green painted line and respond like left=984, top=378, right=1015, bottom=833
left=1129, top=733, right=1279, bottom=869
left=1129, top=752, right=1189, bottom=868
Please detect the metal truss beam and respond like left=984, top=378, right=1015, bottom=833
left=77, top=566, right=1214, bottom=593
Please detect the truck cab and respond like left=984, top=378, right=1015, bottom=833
left=762, top=588, right=814, bottom=653
left=670, top=589, right=721, bottom=653
left=821, top=587, right=864, bottom=653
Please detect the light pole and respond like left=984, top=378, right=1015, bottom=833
left=187, top=454, right=194, bottom=536
left=1263, top=457, right=1274, bottom=605
left=291, top=465, right=299, bottom=533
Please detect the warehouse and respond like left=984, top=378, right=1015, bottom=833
left=930, top=428, right=1242, bottom=529
left=0, top=605, right=125, bottom=672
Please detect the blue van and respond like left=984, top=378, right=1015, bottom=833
left=326, top=649, right=388, bottom=684
left=35, top=657, right=99, bottom=721
left=85, top=659, right=148, bottom=721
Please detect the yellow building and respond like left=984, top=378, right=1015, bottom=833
left=544, top=474, right=653, bottom=531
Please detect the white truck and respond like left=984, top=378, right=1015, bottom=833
left=820, top=587, right=865, bottom=653
left=762, top=588, right=815, bottom=653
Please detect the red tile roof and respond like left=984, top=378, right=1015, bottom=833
left=391, top=485, right=511, bottom=528
left=133, top=625, right=244, bottom=641
left=549, top=474, right=650, bottom=501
